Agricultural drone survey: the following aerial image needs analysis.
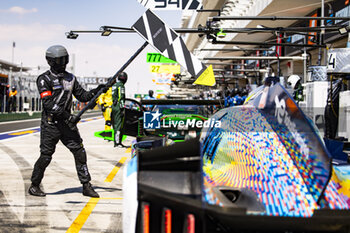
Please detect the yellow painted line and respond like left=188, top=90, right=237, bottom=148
left=125, top=147, right=131, bottom=153
left=104, top=157, right=127, bottom=183
left=66, top=197, right=123, bottom=232
left=9, top=130, right=38, bottom=135
left=66, top=197, right=99, bottom=233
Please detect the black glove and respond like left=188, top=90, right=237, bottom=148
left=101, top=104, right=107, bottom=112
left=65, top=114, right=81, bottom=130
left=93, top=84, right=107, bottom=95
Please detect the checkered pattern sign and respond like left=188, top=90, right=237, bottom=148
left=133, top=9, right=215, bottom=86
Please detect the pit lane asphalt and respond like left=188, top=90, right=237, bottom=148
left=0, top=111, right=102, bottom=133
left=0, top=114, right=131, bottom=232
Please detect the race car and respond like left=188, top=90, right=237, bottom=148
left=94, top=98, right=222, bottom=149
left=144, top=104, right=209, bottom=140
left=123, top=82, right=350, bottom=233
left=123, top=99, right=222, bottom=155
left=138, top=99, right=222, bottom=141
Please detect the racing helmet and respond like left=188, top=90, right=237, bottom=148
left=287, top=75, right=301, bottom=89
left=46, top=45, right=69, bottom=73
left=11, top=86, right=16, bottom=91
left=232, top=87, right=240, bottom=96
left=148, top=90, right=154, bottom=97
left=118, top=72, right=128, bottom=84
left=241, top=88, right=248, bottom=96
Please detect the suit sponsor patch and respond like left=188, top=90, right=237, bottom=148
left=40, top=91, right=52, bottom=98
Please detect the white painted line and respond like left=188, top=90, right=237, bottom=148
left=0, top=118, right=104, bottom=142
left=0, top=112, right=100, bottom=125
left=0, top=117, right=40, bottom=125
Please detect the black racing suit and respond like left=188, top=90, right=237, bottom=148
left=111, top=81, right=125, bottom=146
left=31, top=70, right=98, bottom=186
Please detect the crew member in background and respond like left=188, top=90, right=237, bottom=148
left=0, top=86, right=4, bottom=112
left=288, top=74, right=304, bottom=103
left=112, top=72, right=127, bottom=147
left=241, top=88, right=248, bottom=104
left=229, top=90, right=236, bottom=106
left=8, top=86, right=17, bottom=112
left=144, top=89, right=155, bottom=111
left=212, top=91, right=223, bottom=113
left=224, top=90, right=231, bottom=107
left=215, top=91, right=223, bottom=100
left=28, top=45, right=105, bottom=197
left=97, top=87, right=113, bottom=130
left=233, top=88, right=243, bottom=106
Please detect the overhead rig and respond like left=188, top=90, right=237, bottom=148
left=66, top=25, right=347, bottom=40
left=65, top=17, right=346, bottom=58
left=210, top=15, right=350, bottom=21
left=201, top=56, right=305, bottom=61
left=65, top=11, right=350, bottom=88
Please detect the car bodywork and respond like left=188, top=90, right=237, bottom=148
left=123, top=83, right=350, bottom=232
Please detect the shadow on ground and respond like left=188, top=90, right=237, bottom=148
left=46, top=186, right=122, bottom=195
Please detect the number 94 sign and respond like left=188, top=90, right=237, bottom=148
left=137, top=0, right=202, bottom=10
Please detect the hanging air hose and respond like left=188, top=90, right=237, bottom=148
left=324, top=76, right=342, bottom=139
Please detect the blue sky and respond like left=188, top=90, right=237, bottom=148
left=0, top=0, right=183, bottom=96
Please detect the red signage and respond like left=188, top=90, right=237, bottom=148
left=308, top=13, right=318, bottom=45
left=276, top=33, right=282, bottom=56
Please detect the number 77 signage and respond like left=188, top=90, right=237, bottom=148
left=137, top=0, right=202, bottom=10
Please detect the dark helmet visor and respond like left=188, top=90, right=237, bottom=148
left=118, top=72, right=128, bottom=83
left=118, top=76, right=127, bottom=84
left=47, top=55, right=69, bottom=65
